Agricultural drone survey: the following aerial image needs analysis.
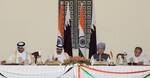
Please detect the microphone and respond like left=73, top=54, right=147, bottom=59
left=0, top=73, right=7, bottom=78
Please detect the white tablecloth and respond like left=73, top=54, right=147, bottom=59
left=0, top=65, right=150, bottom=78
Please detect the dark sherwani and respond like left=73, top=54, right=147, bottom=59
left=93, top=53, right=110, bottom=61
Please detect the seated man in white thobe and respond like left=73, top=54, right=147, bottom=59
left=7, top=41, right=31, bottom=65
left=128, top=47, right=149, bottom=65
left=52, top=44, right=69, bottom=63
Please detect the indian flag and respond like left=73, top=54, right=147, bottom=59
left=78, top=3, right=86, bottom=57
left=57, top=2, right=64, bottom=46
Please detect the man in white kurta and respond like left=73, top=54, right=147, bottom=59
left=7, top=41, right=31, bottom=64
left=128, top=47, right=149, bottom=65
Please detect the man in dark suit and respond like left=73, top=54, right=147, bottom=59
left=91, top=42, right=110, bottom=62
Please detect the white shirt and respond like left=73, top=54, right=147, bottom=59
left=53, top=52, right=69, bottom=63
left=128, top=53, right=149, bottom=65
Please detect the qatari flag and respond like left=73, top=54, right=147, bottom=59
left=89, top=1, right=97, bottom=59
left=64, top=2, right=72, bottom=56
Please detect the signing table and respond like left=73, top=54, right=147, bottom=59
left=0, top=65, right=150, bottom=78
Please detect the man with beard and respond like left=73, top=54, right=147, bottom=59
left=52, top=44, right=69, bottom=63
